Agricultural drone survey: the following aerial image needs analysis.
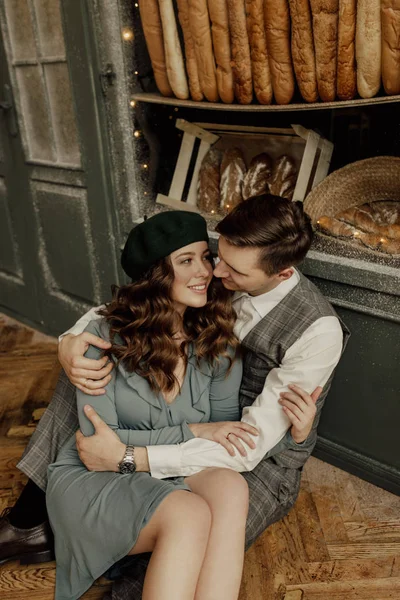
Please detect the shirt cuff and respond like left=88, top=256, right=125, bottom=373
left=147, top=444, right=182, bottom=479
left=181, top=421, right=196, bottom=442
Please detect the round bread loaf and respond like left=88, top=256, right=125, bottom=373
left=177, top=0, right=203, bottom=101
left=220, top=148, right=247, bottom=211
left=242, top=153, right=273, bottom=199
left=310, top=0, right=339, bottom=102
left=269, top=155, right=297, bottom=199
left=264, top=0, right=295, bottom=105
left=207, top=0, right=235, bottom=103
left=356, top=0, right=381, bottom=99
left=138, top=0, right=173, bottom=97
left=337, top=0, right=357, bottom=100
left=245, top=0, right=273, bottom=104
left=227, top=0, right=253, bottom=104
left=158, top=0, right=189, bottom=99
left=197, top=148, right=222, bottom=213
left=381, top=0, right=400, bottom=95
left=289, top=0, right=318, bottom=103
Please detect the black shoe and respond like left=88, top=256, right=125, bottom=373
left=0, top=507, right=55, bottom=565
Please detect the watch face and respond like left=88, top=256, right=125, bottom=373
left=119, top=461, right=136, bottom=474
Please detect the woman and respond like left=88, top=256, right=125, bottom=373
left=46, top=211, right=254, bottom=600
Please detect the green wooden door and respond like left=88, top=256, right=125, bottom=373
left=0, top=0, right=120, bottom=336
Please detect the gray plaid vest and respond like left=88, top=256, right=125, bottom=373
left=240, top=271, right=350, bottom=412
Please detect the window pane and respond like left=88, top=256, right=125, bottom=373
left=15, top=65, right=55, bottom=161
left=44, top=63, right=81, bottom=165
left=4, top=0, right=36, bottom=62
left=33, top=0, right=65, bottom=58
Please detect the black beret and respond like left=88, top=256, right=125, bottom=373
left=121, top=211, right=209, bottom=281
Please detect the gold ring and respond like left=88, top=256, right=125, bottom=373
left=226, top=433, right=232, bottom=440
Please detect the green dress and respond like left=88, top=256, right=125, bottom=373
left=46, top=319, right=243, bottom=600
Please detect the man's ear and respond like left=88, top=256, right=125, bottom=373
left=277, top=267, right=294, bottom=282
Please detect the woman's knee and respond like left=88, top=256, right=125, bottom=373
left=205, top=469, right=249, bottom=512
left=158, top=490, right=212, bottom=536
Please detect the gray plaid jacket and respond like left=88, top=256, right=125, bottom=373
left=18, top=272, right=349, bottom=599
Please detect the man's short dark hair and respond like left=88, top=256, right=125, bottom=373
left=216, top=194, right=313, bottom=275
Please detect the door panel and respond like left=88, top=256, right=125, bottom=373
left=0, top=0, right=119, bottom=335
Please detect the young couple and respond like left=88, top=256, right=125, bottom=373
left=1, top=194, right=349, bottom=600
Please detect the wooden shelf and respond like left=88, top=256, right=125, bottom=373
left=132, top=92, right=400, bottom=112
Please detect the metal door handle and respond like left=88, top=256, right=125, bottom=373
left=0, top=84, right=18, bottom=135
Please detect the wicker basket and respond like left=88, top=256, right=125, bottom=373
left=303, top=156, right=400, bottom=223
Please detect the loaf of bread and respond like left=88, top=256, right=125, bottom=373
left=242, top=153, right=273, bottom=199
left=309, top=0, right=339, bottom=102
left=245, top=0, right=273, bottom=104
left=177, top=0, right=203, bottom=101
left=381, top=0, right=400, bottom=95
left=317, top=215, right=400, bottom=254
left=197, top=148, right=222, bottom=213
left=268, top=155, right=297, bottom=199
left=336, top=203, right=400, bottom=239
left=158, top=0, right=189, bottom=99
left=264, top=0, right=295, bottom=104
left=227, top=0, right=253, bottom=104
left=337, top=0, right=356, bottom=100
left=188, top=0, right=219, bottom=102
left=138, top=0, right=173, bottom=97
left=289, top=0, right=318, bottom=103
left=367, top=201, right=400, bottom=225
left=220, top=148, right=247, bottom=210
left=356, top=0, right=382, bottom=99
left=207, top=0, right=235, bottom=103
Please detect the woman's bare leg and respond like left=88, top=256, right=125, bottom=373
left=186, top=468, right=249, bottom=600
left=127, top=490, right=211, bottom=600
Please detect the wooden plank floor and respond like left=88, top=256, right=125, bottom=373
left=0, top=313, right=399, bottom=599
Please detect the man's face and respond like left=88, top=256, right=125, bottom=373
left=213, top=236, right=293, bottom=296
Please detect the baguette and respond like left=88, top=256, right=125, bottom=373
left=188, top=0, right=219, bottom=102
left=245, top=0, right=273, bottom=104
left=337, top=0, right=356, bottom=100
left=138, top=0, right=173, bottom=97
left=227, top=0, right=253, bottom=104
left=317, top=215, right=400, bottom=254
left=289, top=0, right=318, bottom=103
left=381, top=0, right=400, bottom=95
left=158, top=0, right=189, bottom=99
left=309, top=0, right=339, bottom=102
left=207, top=0, right=235, bottom=103
left=176, top=0, right=203, bottom=100
left=356, top=0, right=381, bottom=99
left=337, top=204, right=400, bottom=239
left=264, top=0, right=295, bottom=104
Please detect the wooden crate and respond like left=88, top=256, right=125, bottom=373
left=156, top=119, right=334, bottom=213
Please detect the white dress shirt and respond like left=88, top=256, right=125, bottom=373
left=62, top=270, right=344, bottom=478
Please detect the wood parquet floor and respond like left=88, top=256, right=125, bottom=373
left=0, top=313, right=399, bottom=600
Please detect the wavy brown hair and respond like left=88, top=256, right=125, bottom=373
left=98, top=256, right=238, bottom=394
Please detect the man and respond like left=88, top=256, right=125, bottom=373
left=0, top=195, right=349, bottom=599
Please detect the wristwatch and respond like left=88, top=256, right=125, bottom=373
left=118, top=445, right=136, bottom=474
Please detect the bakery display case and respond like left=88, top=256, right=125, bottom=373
left=101, top=0, right=400, bottom=493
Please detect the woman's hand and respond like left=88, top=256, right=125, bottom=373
left=279, top=384, right=322, bottom=444
left=58, top=333, right=113, bottom=395
left=188, top=422, right=259, bottom=457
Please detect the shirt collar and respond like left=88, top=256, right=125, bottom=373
left=233, top=268, right=300, bottom=319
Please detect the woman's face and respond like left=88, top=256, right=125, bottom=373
left=169, top=241, right=213, bottom=313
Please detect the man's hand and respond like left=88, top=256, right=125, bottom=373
left=59, top=333, right=113, bottom=395
left=279, top=385, right=322, bottom=444
left=188, top=421, right=259, bottom=457
left=76, top=405, right=125, bottom=471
